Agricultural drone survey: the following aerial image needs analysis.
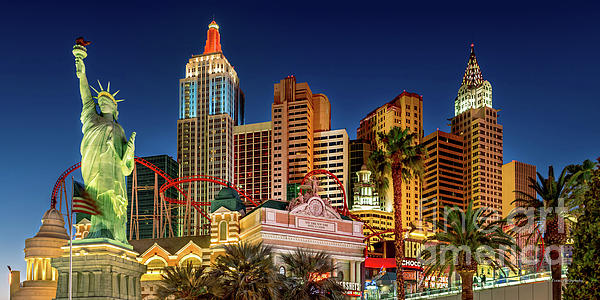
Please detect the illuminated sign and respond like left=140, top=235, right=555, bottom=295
left=403, top=271, right=417, bottom=281
left=339, top=281, right=362, bottom=296
left=309, top=272, right=330, bottom=282
left=423, top=275, right=448, bottom=289
left=339, top=281, right=361, bottom=291
left=344, top=290, right=362, bottom=297
left=404, top=240, right=423, bottom=258
left=402, top=258, right=423, bottom=271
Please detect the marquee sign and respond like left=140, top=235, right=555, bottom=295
left=364, top=257, right=423, bottom=271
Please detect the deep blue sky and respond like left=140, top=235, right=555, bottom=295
left=1, top=1, right=598, bottom=296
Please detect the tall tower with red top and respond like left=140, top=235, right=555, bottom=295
left=177, top=21, right=245, bottom=236
left=204, top=20, right=222, bottom=54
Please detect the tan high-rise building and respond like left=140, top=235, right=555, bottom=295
left=450, top=45, right=503, bottom=221
left=271, top=76, right=331, bottom=201
left=422, top=130, right=465, bottom=226
left=177, top=21, right=244, bottom=235
left=502, top=161, right=536, bottom=218
left=356, top=91, right=423, bottom=228
left=314, top=129, right=349, bottom=208
left=234, top=122, right=272, bottom=205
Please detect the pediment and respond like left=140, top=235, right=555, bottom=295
left=289, top=196, right=341, bottom=220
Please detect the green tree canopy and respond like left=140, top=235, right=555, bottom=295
left=279, top=248, right=346, bottom=299
left=209, top=242, right=278, bottom=300
left=157, top=262, right=216, bottom=299
left=367, top=149, right=390, bottom=203
left=420, top=202, right=517, bottom=300
left=564, top=159, right=600, bottom=299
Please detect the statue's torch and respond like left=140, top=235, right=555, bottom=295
left=72, top=44, right=87, bottom=60
left=73, top=37, right=90, bottom=78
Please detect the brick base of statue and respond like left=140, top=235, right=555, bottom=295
left=51, top=241, right=147, bottom=300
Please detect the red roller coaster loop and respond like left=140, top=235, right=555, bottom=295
left=363, top=229, right=395, bottom=241
left=502, top=223, right=546, bottom=272
left=52, top=158, right=259, bottom=223
left=50, top=162, right=81, bottom=208
left=301, top=169, right=386, bottom=242
left=159, top=175, right=259, bottom=207
left=302, top=169, right=349, bottom=214
left=50, top=157, right=187, bottom=208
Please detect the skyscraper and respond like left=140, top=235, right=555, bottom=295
left=233, top=122, right=272, bottom=205
left=127, top=155, right=179, bottom=239
left=313, top=129, right=349, bottom=208
left=422, top=131, right=465, bottom=226
left=502, top=160, right=539, bottom=272
left=271, top=76, right=331, bottom=201
left=356, top=91, right=423, bottom=228
left=450, top=44, right=503, bottom=221
left=502, top=160, right=536, bottom=218
left=177, top=21, right=244, bottom=235
left=349, top=140, right=372, bottom=209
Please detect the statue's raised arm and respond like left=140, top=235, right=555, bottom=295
left=73, top=44, right=93, bottom=107
left=75, top=58, right=93, bottom=105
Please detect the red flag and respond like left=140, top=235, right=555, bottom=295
left=72, top=181, right=101, bottom=215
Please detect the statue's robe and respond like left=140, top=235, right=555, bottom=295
left=80, top=99, right=131, bottom=244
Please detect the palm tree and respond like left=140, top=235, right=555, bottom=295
left=378, top=127, right=425, bottom=299
left=367, top=149, right=390, bottom=205
left=420, top=202, right=518, bottom=300
left=279, top=248, right=346, bottom=299
left=209, top=242, right=278, bottom=300
left=565, top=159, right=597, bottom=211
left=157, top=262, right=216, bottom=299
left=513, top=165, right=589, bottom=300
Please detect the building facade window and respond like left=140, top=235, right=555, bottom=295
left=219, top=220, right=228, bottom=241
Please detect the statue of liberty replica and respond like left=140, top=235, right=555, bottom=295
left=52, top=39, right=146, bottom=300
left=73, top=39, right=135, bottom=246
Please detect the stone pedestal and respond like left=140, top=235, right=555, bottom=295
left=51, top=242, right=146, bottom=300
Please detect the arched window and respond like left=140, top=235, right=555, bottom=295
left=146, top=257, right=167, bottom=270
left=219, top=220, right=228, bottom=241
left=180, top=255, right=202, bottom=268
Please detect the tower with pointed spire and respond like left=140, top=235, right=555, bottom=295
left=177, top=20, right=245, bottom=235
left=450, top=44, right=503, bottom=222
left=454, top=44, right=493, bottom=116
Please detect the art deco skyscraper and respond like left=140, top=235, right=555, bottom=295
left=450, top=44, right=503, bottom=221
left=177, top=21, right=244, bottom=235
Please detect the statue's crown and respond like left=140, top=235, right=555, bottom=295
left=91, top=80, right=124, bottom=105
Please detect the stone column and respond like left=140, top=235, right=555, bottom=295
left=350, top=260, right=356, bottom=282
left=112, top=273, right=119, bottom=298
left=332, top=258, right=338, bottom=278
left=57, top=271, right=67, bottom=296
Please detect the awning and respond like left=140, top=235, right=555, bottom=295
left=365, top=258, right=396, bottom=269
